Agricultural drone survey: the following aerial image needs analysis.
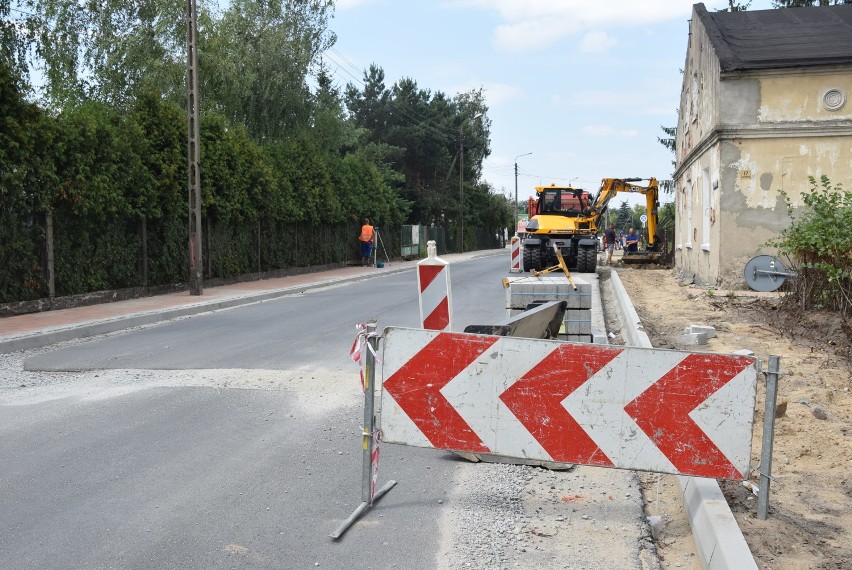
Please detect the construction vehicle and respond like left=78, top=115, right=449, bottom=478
left=589, top=177, right=663, bottom=266
left=521, top=177, right=661, bottom=272
left=522, top=185, right=597, bottom=272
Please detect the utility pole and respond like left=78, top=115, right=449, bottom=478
left=186, top=0, right=203, bottom=295
left=459, top=124, right=464, bottom=253
left=458, top=112, right=483, bottom=253
left=514, top=152, right=532, bottom=236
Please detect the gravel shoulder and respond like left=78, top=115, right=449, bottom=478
left=611, top=265, right=852, bottom=570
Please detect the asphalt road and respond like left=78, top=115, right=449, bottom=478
left=24, top=256, right=510, bottom=371
left=1, top=256, right=513, bottom=569
left=2, top=255, right=655, bottom=569
left=0, top=385, right=462, bottom=569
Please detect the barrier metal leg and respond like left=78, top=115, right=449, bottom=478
left=757, top=355, right=780, bottom=520
left=331, top=323, right=396, bottom=539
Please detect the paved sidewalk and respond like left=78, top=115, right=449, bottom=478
left=0, top=249, right=506, bottom=353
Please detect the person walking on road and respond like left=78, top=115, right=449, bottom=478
left=359, top=218, right=375, bottom=266
left=604, top=223, right=617, bottom=265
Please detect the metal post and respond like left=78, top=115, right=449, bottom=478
left=45, top=210, right=55, bottom=303
left=514, top=161, right=518, bottom=236
left=459, top=125, right=464, bottom=253
left=514, top=153, right=531, bottom=237
left=360, top=322, right=378, bottom=502
left=186, top=0, right=203, bottom=295
left=331, top=322, right=396, bottom=539
left=757, top=355, right=780, bottom=520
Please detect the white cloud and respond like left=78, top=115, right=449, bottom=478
left=481, top=82, right=525, bottom=106
left=452, top=0, right=733, bottom=53
left=546, top=150, right=577, bottom=160
left=449, top=81, right=524, bottom=107
left=335, top=0, right=381, bottom=9
left=568, top=84, right=681, bottom=117
left=584, top=125, right=615, bottom=136
left=493, top=18, right=580, bottom=53
left=583, top=126, right=640, bottom=137
left=579, top=31, right=617, bottom=54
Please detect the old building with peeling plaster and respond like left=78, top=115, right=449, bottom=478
left=674, top=3, right=852, bottom=288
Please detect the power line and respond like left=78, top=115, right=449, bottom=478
left=325, top=46, right=468, bottom=142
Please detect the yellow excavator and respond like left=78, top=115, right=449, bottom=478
left=521, top=177, right=661, bottom=272
left=588, top=177, right=663, bottom=265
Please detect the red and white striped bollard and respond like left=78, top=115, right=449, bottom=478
left=417, top=241, right=452, bottom=331
left=509, top=236, right=523, bottom=273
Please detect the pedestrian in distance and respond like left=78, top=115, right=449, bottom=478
left=625, top=227, right=640, bottom=253
left=604, top=223, right=617, bottom=265
left=359, top=218, right=375, bottom=266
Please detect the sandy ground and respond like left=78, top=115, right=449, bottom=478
left=609, top=264, right=852, bottom=570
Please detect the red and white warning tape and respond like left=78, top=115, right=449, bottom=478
left=349, top=322, right=380, bottom=391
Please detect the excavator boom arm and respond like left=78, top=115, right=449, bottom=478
left=588, top=177, right=660, bottom=246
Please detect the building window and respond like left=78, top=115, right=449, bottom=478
left=701, top=169, right=711, bottom=252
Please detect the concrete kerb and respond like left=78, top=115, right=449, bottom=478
left=0, top=249, right=506, bottom=354
left=609, top=270, right=757, bottom=570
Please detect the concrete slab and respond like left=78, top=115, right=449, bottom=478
left=504, top=275, right=592, bottom=310
left=677, top=332, right=708, bottom=345
left=687, top=324, right=717, bottom=339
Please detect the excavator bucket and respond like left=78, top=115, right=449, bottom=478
left=622, top=251, right=664, bottom=265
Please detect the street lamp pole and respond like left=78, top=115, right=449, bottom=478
left=514, top=152, right=532, bottom=236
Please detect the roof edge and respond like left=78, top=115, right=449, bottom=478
left=693, top=3, right=741, bottom=71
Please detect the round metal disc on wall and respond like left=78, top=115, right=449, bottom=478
left=822, top=88, right=847, bottom=112
left=744, top=255, right=789, bottom=292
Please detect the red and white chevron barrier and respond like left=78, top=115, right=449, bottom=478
left=380, top=327, right=759, bottom=480
left=509, top=236, right=523, bottom=273
left=417, top=241, right=452, bottom=331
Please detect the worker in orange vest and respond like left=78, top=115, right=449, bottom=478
left=359, top=218, right=375, bottom=266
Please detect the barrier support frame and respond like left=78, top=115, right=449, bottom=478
left=756, top=355, right=780, bottom=520
left=331, top=322, right=396, bottom=539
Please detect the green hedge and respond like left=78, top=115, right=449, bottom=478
left=0, top=79, right=408, bottom=303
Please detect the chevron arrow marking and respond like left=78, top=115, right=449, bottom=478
left=500, top=343, right=623, bottom=466
left=380, top=328, right=758, bottom=479
left=624, top=353, right=754, bottom=479
left=382, top=332, right=497, bottom=452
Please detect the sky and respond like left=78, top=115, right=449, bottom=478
left=326, top=0, right=778, bottom=208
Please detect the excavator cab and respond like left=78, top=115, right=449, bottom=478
left=538, top=188, right=588, bottom=216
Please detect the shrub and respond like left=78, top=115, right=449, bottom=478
left=767, top=175, right=852, bottom=315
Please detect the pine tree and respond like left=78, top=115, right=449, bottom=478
left=773, top=0, right=852, bottom=6
left=616, top=201, right=633, bottom=231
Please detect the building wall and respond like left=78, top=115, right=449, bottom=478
left=675, top=9, right=852, bottom=288
left=759, top=74, right=852, bottom=123
left=719, top=134, right=852, bottom=288
left=674, top=13, right=723, bottom=286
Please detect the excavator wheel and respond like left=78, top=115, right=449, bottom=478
left=578, top=246, right=597, bottom=273
left=522, top=247, right=532, bottom=272
left=530, top=248, right=542, bottom=272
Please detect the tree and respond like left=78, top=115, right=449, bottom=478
left=657, top=125, right=676, bottom=194
left=205, top=0, right=335, bottom=141
left=23, top=0, right=188, bottom=108
left=0, top=0, right=37, bottom=82
left=344, top=64, right=491, bottom=227
left=616, top=201, right=632, bottom=230
left=773, top=0, right=851, bottom=6
left=718, top=1, right=751, bottom=11
left=0, top=56, right=56, bottom=301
